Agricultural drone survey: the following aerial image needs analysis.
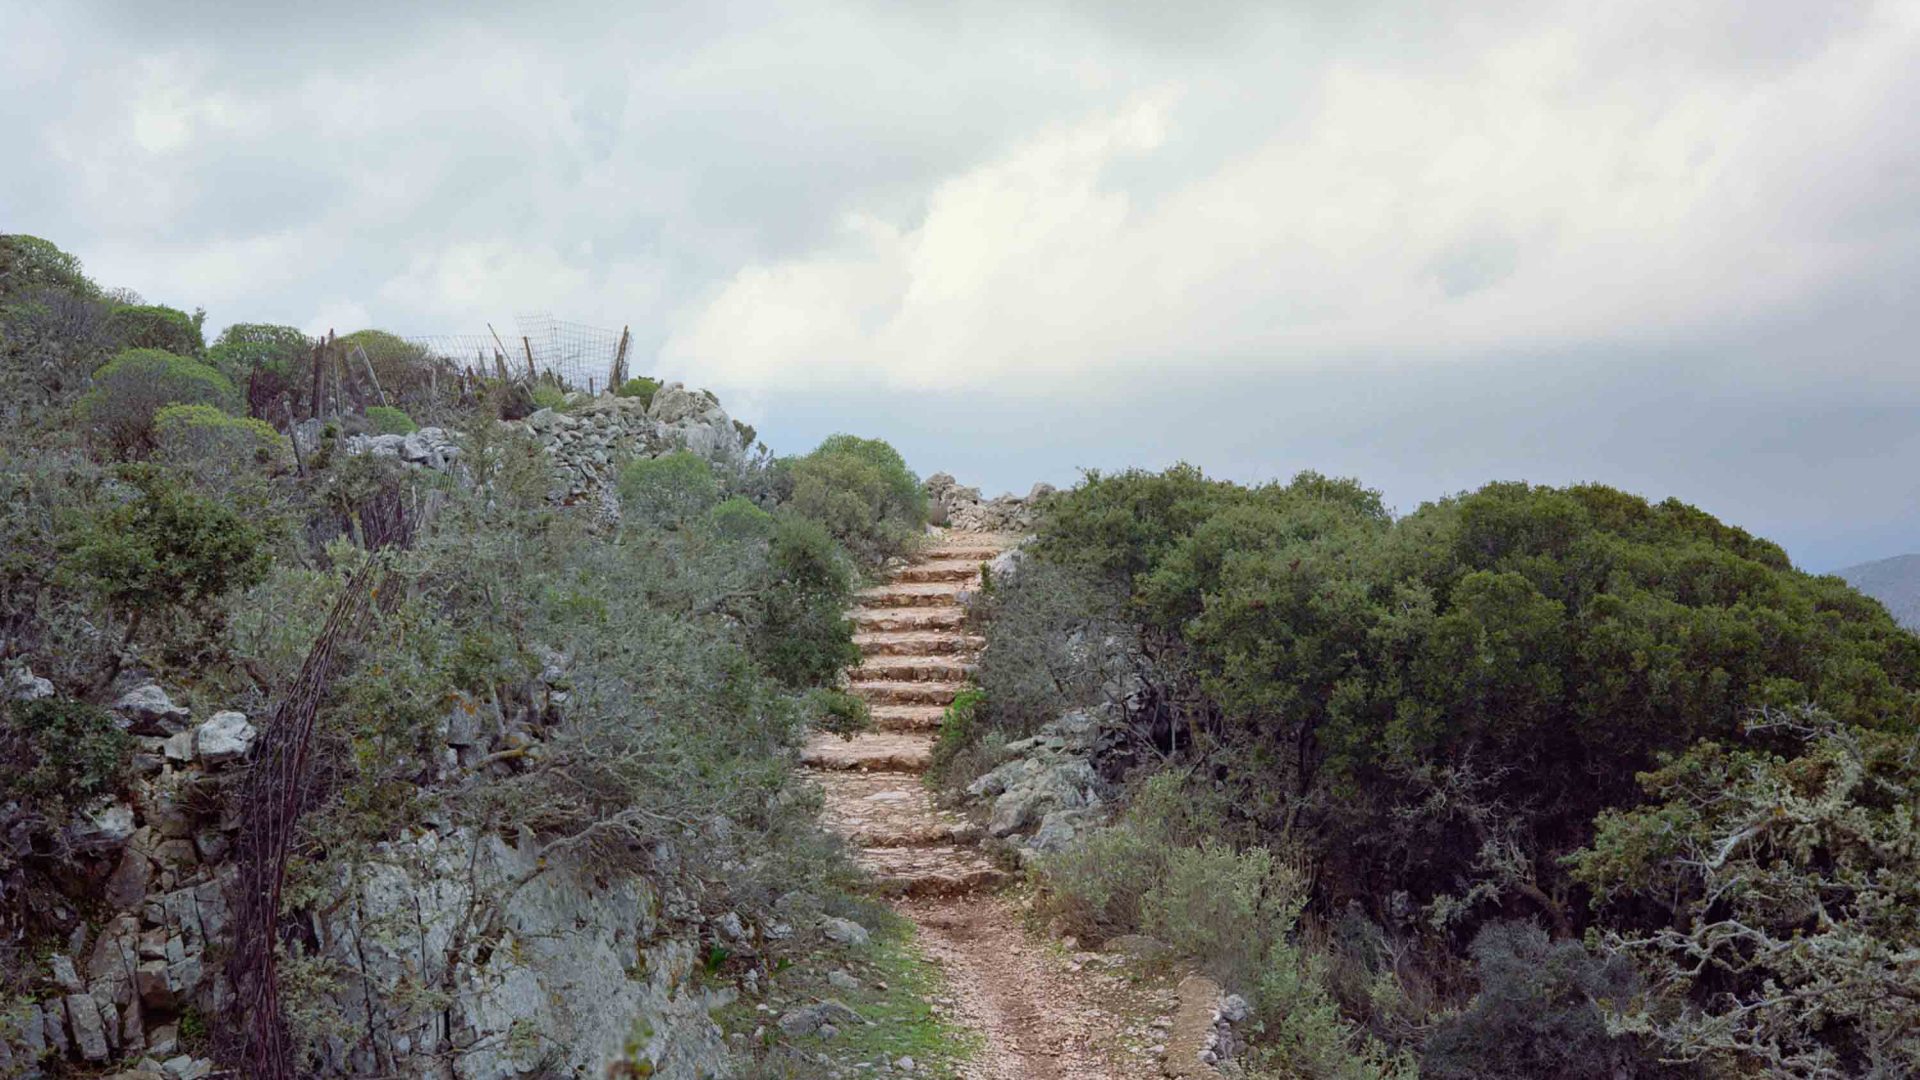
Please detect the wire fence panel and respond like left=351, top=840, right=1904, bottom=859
left=407, top=314, right=629, bottom=393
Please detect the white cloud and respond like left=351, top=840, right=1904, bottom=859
left=661, top=3, right=1920, bottom=400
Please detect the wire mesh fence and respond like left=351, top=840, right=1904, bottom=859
left=408, top=314, right=629, bottom=392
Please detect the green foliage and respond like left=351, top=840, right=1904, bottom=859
left=616, top=376, right=661, bottom=407
left=155, top=403, right=289, bottom=474
left=1570, top=707, right=1920, bottom=1074
left=0, top=234, right=98, bottom=300
left=0, top=695, right=131, bottom=819
left=619, top=451, right=722, bottom=527
left=107, top=303, right=205, bottom=356
left=66, top=464, right=272, bottom=653
left=810, top=688, right=870, bottom=738
left=1421, top=922, right=1672, bottom=1080
left=1142, top=841, right=1303, bottom=990
left=709, top=496, right=777, bottom=541
left=754, top=516, right=859, bottom=687
left=786, top=435, right=926, bottom=565
left=363, top=405, right=417, bottom=434
left=81, top=348, right=238, bottom=457
left=208, top=322, right=310, bottom=414
left=530, top=383, right=567, bottom=412
left=928, top=686, right=988, bottom=782
left=339, top=328, right=444, bottom=410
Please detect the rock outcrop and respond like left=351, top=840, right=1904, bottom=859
left=924, top=474, right=1053, bottom=534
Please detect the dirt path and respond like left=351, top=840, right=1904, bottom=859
left=801, top=532, right=1139, bottom=1078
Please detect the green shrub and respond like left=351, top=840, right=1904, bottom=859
left=81, top=348, right=238, bottom=457
left=619, top=451, right=722, bottom=527
left=928, top=686, right=988, bottom=781
left=530, top=383, right=566, bottom=413
left=0, top=234, right=99, bottom=300
left=1421, top=922, right=1670, bottom=1080
left=1142, top=842, right=1302, bottom=991
left=709, top=496, right=776, bottom=541
left=616, top=376, right=661, bottom=407
left=811, top=688, right=870, bottom=738
left=208, top=323, right=310, bottom=414
left=1244, top=938, right=1419, bottom=1080
left=340, top=329, right=440, bottom=408
left=786, top=435, right=926, bottom=565
left=1035, top=822, right=1163, bottom=940
left=155, top=403, right=287, bottom=466
left=107, top=303, right=205, bottom=356
left=364, top=405, right=417, bottom=435
left=66, top=464, right=272, bottom=675
left=0, top=695, right=132, bottom=819
left=754, top=516, right=859, bottom=687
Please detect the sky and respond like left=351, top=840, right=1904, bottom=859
left=4, top=0, right=1917, bottom=571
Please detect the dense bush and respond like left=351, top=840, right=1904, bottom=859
left=1570, top=707, right=1920, bottom=1074
left=0, top=234, right=98, bottom=300
left=619, top=450, right=722, bottom=527
left=616, top=376, right=661, bottom=407
left=753, top=516, right=860, bottom=687
left=0, top=695, right=131, bottom=821
left=208, top=322, right=310, bottom=416
left=339, top=329, right=444, bottom=409
left=66, top=464, right=272, bottom=678
left=363, top=405, right=417, bottom=434
left=107, top=303, right=205, bottom=356
left=81, top=348, right=239, bottom=457
left=1421, top=922, right=1671, bottom=1080
left=786, top=435, right=926, bottom=565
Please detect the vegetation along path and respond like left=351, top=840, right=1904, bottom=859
left=803, top=532, right=1136, bottom=1079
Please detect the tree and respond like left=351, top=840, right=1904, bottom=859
left=66, top=464, right=272, bottom=684
left=0, top=234, right=98, bottom=300
left=208, top=322, right=311, bottom=417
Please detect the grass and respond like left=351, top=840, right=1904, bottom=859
left=722, top=921, right=981, bottom=1078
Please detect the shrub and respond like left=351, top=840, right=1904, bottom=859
left=155, top=403, right=288, bottom=469
left=340, top=329, right=441, bottom=409
left=1570, top=707, right=1920, bottom=1075
left=81, top=348, right=238, bottom=457
left=208, top=322, right=310, bottom=415
left=619, top=451, right=722, bottom=527
left=786, top=435, right=926, bottom=565
left=530, top=383, right=567, bottom=413
left=1421, top=922, right=1670, bottom=1080
left=709, top=496, right=776, bottom=541
left=754, top=516, right=859, bottom=687
left=0, top=695, right=132, bottom=820
left=1142, top=842, right=1303, bottom=990
left=616, top=376, right=661, bottom=407
left=66, top=464, right=272, bottom=678
left=929, top=686, right=988, bottom=781
left=811, top=688, right=870, bottom=738
left=0, top=234, right=98, bottom=300
left=364, top=405, right=417, bottom=435
left=971, top=558, right=1132, bottom=746
left=107, top=303, right=205, bottom=356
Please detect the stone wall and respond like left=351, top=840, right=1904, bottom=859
left=925, top=473, right=1054, bottom=534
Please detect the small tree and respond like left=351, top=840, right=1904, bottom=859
left=0, top=234, right=99, bottom=300
left=66, top=464, right=272, bottom=685
left=209, top=322, right=311, bottom=417
left=81, top=348, right=238, bottom=458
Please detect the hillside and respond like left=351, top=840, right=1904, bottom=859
left=1839, top=553, right=1920, bottom=631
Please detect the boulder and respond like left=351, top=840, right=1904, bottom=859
left=77, top=801, right=137, bottom=846
left=111, top=686, right=190, bottom=735
left=192, top=711, right=256, bottom=765
left=7, top=667, right=53, bottom=701
left=65, top=994, right=109, bottom=1062
left=819, top=916, right=870, bottom=947
left=776, top=1000, right=861, bottom=1037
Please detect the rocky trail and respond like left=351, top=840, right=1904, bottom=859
left=802, top=534, right=1229, bottom=1079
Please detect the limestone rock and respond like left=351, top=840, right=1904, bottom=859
left=776, top=1000, right=861, bottom=1037
left=7, top=666, right=53, bottom=701
left=112, top=685, right=190, bottom=734
left=65, top=993, right=109, bottom=1061
left=192, top=711, right=255, bottom=765
left=819, top=916, right=870, bottom=947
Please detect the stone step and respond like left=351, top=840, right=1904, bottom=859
left=851, top=607, right=966, bottom=632
left=850, top=657, right=975, bottom=683
left=856, top=582, right=971, bottom=609
left=851, top=680, right=970, bottom=707
left=853, top=630, right=983, bottom=656
left=868, top=704, right=948, bottom=733
left=920, top=547, right=1000, bottom=563
left=817, top=772, right=974, bottom=846
left=802, top=732, right=933, bottom=772
left=862, top=847, right=1012, bottom=897
left=894, top=560, right=987, bottom=584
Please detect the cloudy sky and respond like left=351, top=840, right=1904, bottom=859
left=5, top=0, right=1917, bottom=569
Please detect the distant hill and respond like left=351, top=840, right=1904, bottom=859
left=1839, top=554, right=1920, bottom=631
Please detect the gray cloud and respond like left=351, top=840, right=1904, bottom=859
left=2, top=0, right=1915, bottom=570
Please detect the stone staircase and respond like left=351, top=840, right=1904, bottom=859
left=805, top=533, right=1012, bottom=896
